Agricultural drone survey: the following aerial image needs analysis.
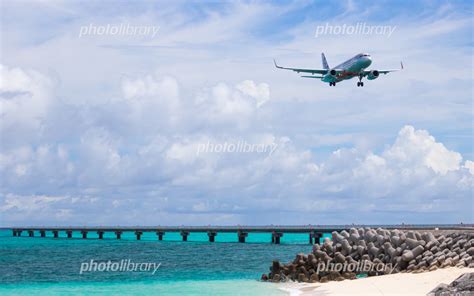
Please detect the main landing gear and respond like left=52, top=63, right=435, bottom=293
left=357, top=74, right=364, bottom=87
left=329, top=82, right=336, bottom=86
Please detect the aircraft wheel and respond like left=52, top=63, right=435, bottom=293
left=357, top=82, right=360, bottom=87
left=361, top=82, right=364, bottom=87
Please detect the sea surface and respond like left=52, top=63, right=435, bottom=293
left=0, top=230, right=331, bottom=295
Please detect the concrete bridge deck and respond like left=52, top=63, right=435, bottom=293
left=4, top=224, right=473, bottom=244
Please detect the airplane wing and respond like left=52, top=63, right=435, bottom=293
left=274, top=59, right=327, bottom=75
left=362, top=62, right=404, bottom=76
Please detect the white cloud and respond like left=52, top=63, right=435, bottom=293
left=122, top=74, right=179, bottom=101
left=194, top=82, right=256, bottom=127
left=0, top=65, right=55, bottom=148
left=236, top=80, right=270, bottom=108
left=384, top=125, right=462, bottom=175
left=464, top=160, right=474, bottom=175
left=0, top=64, right=472, bottom=225
left=1, top=194, right=67, bottom=212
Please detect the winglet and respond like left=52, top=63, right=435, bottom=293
left=401, top=61, right=404, bottom=70
left=273, top=59, right=282, bottom=69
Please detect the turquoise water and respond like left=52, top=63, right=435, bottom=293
left=0, top=230, right=331, bottom=295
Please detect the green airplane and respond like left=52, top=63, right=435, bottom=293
left=274, top=53, right=403, bottom=87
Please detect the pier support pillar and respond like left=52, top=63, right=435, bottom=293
left=12, top=230, right=17, bottom=237
left=97, top=231, right=104, bottom=239
left=40, top=230, right=46, bottom=237
left=52, top=230, right=59, bottom=238
left=135, top=231, right=142, bottom=240
left=16, top=230, right=22, bottom=237
left=313, top=232, right=323, bottom=245
left=238, top=231, right=248, bottom=243
left=66, top=230, right=73, bottom=238
left=81, top=231, right=88, bottom=239
left=156, top=232, right=164, bottom=241
left=180, top=231, right=189, bottom=242
left=272, top=232, right=283, bottom=244
left=309, top=233, right=313, bottom=244
left=207, top=232, right=217, bottom=242
left=115, top=231, right=122, bottom=239
left=28, top=230, right=34, bottom=237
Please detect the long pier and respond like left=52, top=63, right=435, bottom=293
left=4, top=224, right=473, bottom=244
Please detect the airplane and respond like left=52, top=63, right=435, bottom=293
left=274, top=53, right=403, bottom=87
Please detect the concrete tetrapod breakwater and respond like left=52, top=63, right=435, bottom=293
left=427, top=272, right=474, bottom=295
left=262, top=227, right=474, bottom=283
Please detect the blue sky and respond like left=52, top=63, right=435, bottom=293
left=0, top=0, right=472, bottom=226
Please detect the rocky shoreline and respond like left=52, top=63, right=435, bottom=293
left=261, top=228, right=474, bottom=283
left=428, top=272, right=473, bottom=295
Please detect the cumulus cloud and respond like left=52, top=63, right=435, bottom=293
left=464, top=160, right=474, bottom=175
left=1, top=194, right=67, bottom=212
left=384, top=126, right=462, bottom=175
left=122, top=75, right=179, bottom=100
left=321, top=127, right=473, bottom=200
left=192, top=81, right=266, bottom=129
left=0, top=65, right=55, bottom=149
left=0, top=65, right=472, bottom=225
left=236, top=80, right=270, bottom=108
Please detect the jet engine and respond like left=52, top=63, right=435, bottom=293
left=367, top=70, right=379, bottom=80
left=322, top=69, right=338, bottom=83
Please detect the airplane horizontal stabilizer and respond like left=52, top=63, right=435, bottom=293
left=301, top=75, right=323, bottom=79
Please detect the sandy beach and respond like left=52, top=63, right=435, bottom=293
left=279, top=267, right=473, bottom=295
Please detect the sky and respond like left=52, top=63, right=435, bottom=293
left=0, top=0, right=473, bottom=226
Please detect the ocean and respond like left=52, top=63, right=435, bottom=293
left=0, top=230, right=331, bottom=295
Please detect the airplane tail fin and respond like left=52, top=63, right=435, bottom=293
left=321, top=53, right=329, bottom=70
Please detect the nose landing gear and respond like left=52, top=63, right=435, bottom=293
left=329, top=82, right=336, bottom=86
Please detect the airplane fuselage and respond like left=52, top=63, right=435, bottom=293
left=322, top=53, right=372, bottom=83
